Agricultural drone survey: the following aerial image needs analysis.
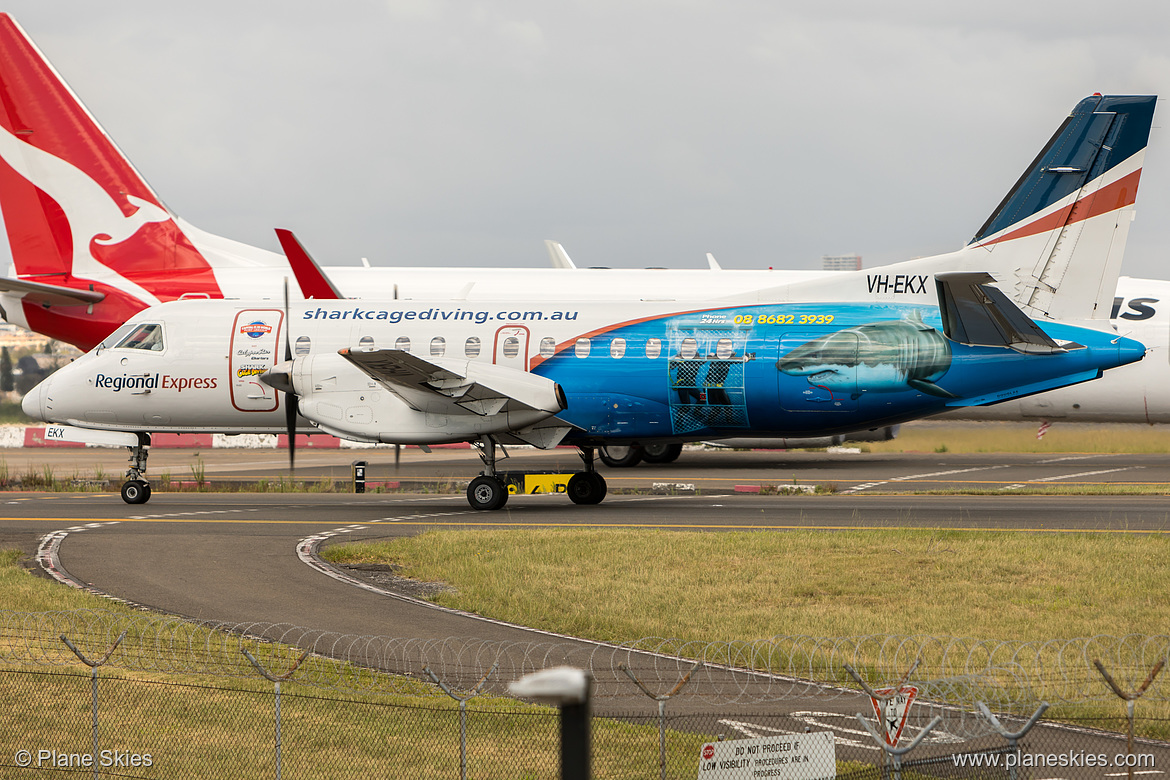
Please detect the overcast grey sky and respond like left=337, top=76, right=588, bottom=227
left=6, top=1, right=1170, bottom=277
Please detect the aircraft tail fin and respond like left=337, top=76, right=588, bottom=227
left=0, top=17, right=292, bottom=286
left=961, top=94, right=1156, bottom=321
left=0, top=14, right=286, bottom=348
left=545, top=240, right=577, bottom=269
left=0, top=15, right=210, bottom=289
left=276, top=229, right=343, bottom=299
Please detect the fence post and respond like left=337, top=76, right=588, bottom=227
left=60, top=630, right=127, bottom=780
left=855, top=712, right=943, bottom=780
left=510, top=667, right=593, bottom=780
left=1094, top=658, right=1163, bottom=780
left=619, top=660, right=702, bottom=780
left=976, top=702, right=1048, bottom=780
left=244, top=648, right=310, bottom=780
left=425, top=663, right=498, bottom=780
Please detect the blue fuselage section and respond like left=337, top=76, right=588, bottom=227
left=531, top=302, right=1139, bottom=442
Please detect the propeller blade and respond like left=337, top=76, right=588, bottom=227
left=286, top=392, right=298, bottom=473
left=283, top=278, right=293, bottom=362
left=283, top=277, right=296, bottom=473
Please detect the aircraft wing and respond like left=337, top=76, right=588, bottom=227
left=338, top=348, right=567, bottom=417
left=0, top=276, right=105, bottom=307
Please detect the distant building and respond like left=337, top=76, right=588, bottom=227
left=822, top=254, right=862, bottom=271
left=0, top=323, right=79, bottom=352
left=0, top=323, right=52, bottom=349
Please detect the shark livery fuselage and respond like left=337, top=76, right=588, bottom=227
left=24, top=274, right=1145, bottom=508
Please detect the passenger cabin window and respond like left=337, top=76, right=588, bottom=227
left=502, top=336, right=520, bottom=359
left=358, top=335, right=375, bottom=351
left=394, top=336, right=411, bottom=353
left=575, top=338, right=591, bottom=358
left=679, top=337, right=698, bottom=359
left=610, top=338, right=626, bottom=359
left=465, top=337, right=481, bottom=358
left=645, top=338, right=662, bottom=359
left=115, top=323, right=164, bottom=351
left=295, top=336, right=312, bottom=356
left=430, top=336, right=446, bottom=357
left=539, top=337, right=556, bottom=358
left=716, top=338, right=733, bottom=359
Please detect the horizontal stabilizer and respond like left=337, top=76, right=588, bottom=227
left=338, top=348, right=567, bottom=418
left=936, top=273, right=1068, bottom=354
left=0, top=276, right=105, bottom=306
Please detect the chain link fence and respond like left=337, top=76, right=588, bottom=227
left=1, top=610, right=1168, bottom=778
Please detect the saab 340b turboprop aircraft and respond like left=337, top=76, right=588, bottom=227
left=23, top=269, right=1146, bottom=509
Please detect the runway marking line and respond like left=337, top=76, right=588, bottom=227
left=11, top=516, right=1167, bottom=534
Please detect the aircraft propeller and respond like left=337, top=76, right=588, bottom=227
left=283, top=279, right=298, bottom=473
left=259, top=279, right=300, bottom=473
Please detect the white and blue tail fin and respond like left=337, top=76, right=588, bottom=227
left=958, top=94, right=1156, bottom=321
left=755, top=94, right=1157, bottom=319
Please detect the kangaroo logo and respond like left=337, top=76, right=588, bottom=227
left=0, top=122, right=168, bottom=305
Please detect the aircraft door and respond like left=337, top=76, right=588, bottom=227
left=777, top=331, right=859, bottom=411
left=229, top=309, right=283, bottom=412
left=493, top=326, right=530, bottom=370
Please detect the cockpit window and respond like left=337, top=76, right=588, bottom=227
left=96, top=321, right=139, bottom=352
left=114, top=323, right=164, bottom=351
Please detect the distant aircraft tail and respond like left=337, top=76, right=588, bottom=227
left=0, top=14, right=282, bottom=349
left=959, top=94, right=1156, bottom=321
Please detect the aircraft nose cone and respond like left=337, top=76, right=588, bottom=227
left=21, top=376, right=48, bottom=421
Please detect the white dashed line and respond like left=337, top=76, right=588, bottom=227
left=841, top=465, right=1011, bottom=494
left=1028, top=467, right=1140, bottom=483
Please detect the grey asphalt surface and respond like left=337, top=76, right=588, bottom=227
left=8, top=441, right=1170, bottom=492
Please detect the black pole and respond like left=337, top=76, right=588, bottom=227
left=561, top=686, right=591, bottom=780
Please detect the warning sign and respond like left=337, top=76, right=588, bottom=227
left=869, top=686, right=918, bottom=746
left=696, top=731, right=835, bottom=779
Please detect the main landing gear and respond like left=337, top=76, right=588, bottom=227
left=465, top=436, right=607, bottom=511
left=120, top=433, right=152, bottom=505
left=598, top=443, right=684, bottom=468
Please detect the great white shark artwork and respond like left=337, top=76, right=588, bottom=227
left=776, top=312, right=958, bottom=400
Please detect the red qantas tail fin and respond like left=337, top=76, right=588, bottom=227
left=276, top=229, right=343, bottom=299
left=0, top=15, right=221, bottom=301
